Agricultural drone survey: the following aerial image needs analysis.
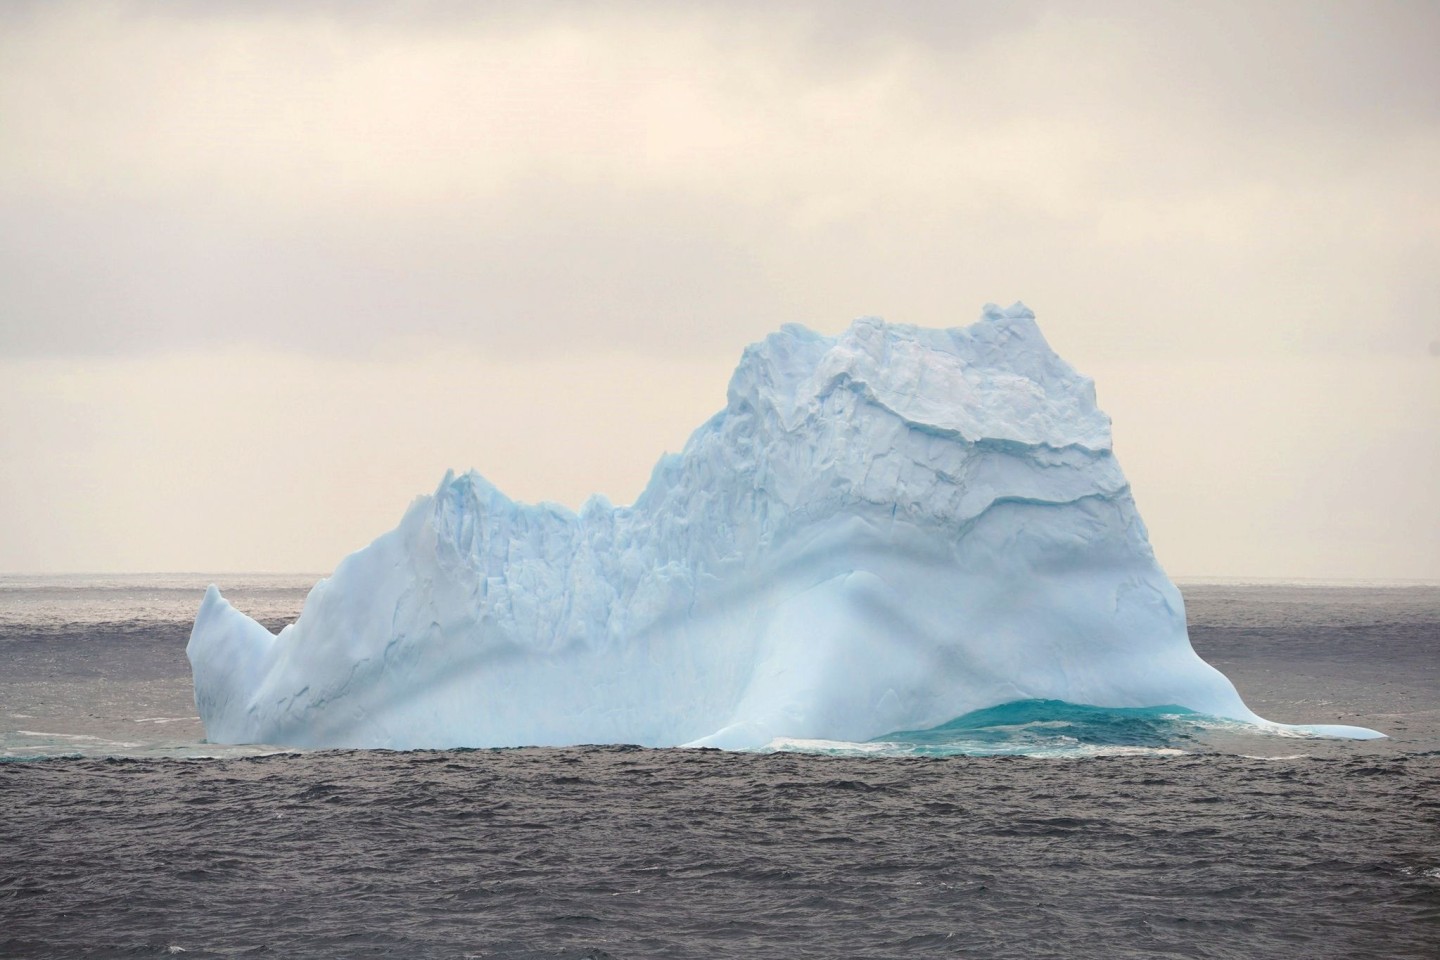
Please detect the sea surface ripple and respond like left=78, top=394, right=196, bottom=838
left=4, top=747, right=1440, bottom=960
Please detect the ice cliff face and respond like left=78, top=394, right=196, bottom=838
left=188, top=303, right=1372, bottom=749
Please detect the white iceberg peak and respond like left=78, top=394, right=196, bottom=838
left=981, top=300, right=1037, bottom=322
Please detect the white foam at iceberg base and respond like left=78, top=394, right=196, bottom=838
left=188, top=303, right=1383, bottom=748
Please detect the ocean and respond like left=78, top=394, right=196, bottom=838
left=1, top=576, right=1437, bottom=958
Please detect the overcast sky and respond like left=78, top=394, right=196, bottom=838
left=2, top=0, right=1437, bottom=579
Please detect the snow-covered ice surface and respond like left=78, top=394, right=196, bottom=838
left=188, top=303, right=1382, bottom=749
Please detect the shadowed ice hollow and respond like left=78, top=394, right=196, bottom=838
left=188, top=303, right=1382, bottom=749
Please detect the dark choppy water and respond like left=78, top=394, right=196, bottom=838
left=2, top=576, right=1438, bottom=958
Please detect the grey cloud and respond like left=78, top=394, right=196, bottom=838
left=11, top=0, right=1436, bottom=128
left=0, top=188, right=784, bottom=359
left=4, top=176, right=1433, bottom=362
left=1, top=0, right=1436, bottom=361
left=1107, top=1, right=1440, bottom=132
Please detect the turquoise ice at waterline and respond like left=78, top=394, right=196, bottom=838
left=188, top=304, right=1382, bottom=749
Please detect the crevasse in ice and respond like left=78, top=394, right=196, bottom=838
left=188, top=303, right=1381, bottom=748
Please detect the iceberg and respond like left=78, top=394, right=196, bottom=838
left=188, top=303, right=1382, bottom=749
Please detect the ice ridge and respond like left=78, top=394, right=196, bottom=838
left=187, top=303, right=1383, bottom=749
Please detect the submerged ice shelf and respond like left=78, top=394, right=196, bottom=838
left=188, top=303, right=1382, bottom=749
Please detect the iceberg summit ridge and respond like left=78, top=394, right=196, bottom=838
left=188, top=303, right=1382, bottom=749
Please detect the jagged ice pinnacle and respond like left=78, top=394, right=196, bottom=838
left=188, top=303, right=1382, bottom=748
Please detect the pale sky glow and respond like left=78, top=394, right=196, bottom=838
left=1, top=0, right=1437, bottom=578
